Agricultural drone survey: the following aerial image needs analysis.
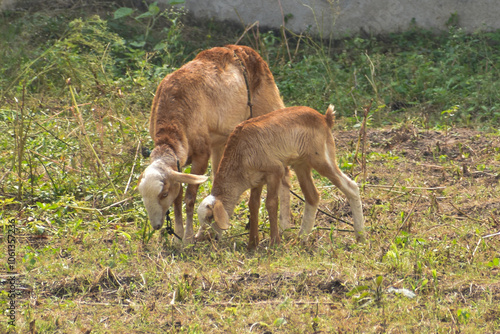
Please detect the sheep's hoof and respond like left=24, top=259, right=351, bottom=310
left=280, top=228, right=293, bottom=239
left=355, top=233, right=366, bottom=243
left=297, top=232, right=315, bottom=246
left=182, top=233, right=195, bottom=244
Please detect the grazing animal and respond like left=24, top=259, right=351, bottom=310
left=196, top=105, right=365, bottom=249
left=138, top=45, right=289, bottom=242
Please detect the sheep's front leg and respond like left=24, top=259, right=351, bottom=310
left=248, top=185, right=263, bottom=250
left=183, top=153, right=209, bottom=243
left=265, top=174, right=281, bottom=246
left=173, top=186, right=184, bottom=242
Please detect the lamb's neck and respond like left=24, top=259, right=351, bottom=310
left=212, top=177, right=249, bottom=217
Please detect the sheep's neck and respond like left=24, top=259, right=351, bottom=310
left=150, top=120, right=188, bottom=168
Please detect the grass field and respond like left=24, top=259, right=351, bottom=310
left=1, top=2, right=500, bottom=333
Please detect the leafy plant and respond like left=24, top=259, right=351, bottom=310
left=347, top=275, right=385, bottom=308
left=486, top=257, right=500, bottom=268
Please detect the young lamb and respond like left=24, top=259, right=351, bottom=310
left=138, top=45, right=290, bottom=243
left=196, top=105, right=365, bottom=249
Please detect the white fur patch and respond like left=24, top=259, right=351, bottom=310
left=139, top=162, right=164, bottom=197
left=139, top=162, right=166, bottom=230
left=299, top=202, right=318, bottom=235
left=195, top=195, right=216, bottom=237
left=197, top=195, right=216, bottom=223
left=324, top=143, right=333, bottom=166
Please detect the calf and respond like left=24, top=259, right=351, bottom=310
left=196, top=105, right=365, bottom=249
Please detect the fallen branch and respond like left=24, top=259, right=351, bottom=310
left=448, top=201, right=482, bottom=222
left=395, top=193, right=423, bottom=236
left=363, top=184, right=446, bottom=191
left=100, top=197, right=134, bottom=212
left=483, top=231, right=500, bottom=239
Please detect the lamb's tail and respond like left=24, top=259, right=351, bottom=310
left=325, top=104, right=335, bottom=129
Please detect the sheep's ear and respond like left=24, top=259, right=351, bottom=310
left=171, top=171, right=208, bottom=185
left=213, top=200, right=230, bottom=230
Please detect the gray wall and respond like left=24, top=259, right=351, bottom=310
left=181, top=0, right=500, bottom=37
left=1, top=0, right=498, bottom=36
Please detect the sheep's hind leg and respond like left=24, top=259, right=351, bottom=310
left=279, top=168, right=292, bottom=232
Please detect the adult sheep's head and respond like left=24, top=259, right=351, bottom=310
left=138, top=160, right=207, bottom=230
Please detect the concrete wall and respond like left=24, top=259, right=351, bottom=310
left=1, top=0, right=498, bottom=36
left=180, top=0, right=500, bottom=37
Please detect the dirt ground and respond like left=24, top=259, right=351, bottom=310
left=8, top=126, right=500, bottom=333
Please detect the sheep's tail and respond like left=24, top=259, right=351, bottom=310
left=325, top=104, right=335, bottom=129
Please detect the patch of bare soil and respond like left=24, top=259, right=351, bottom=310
left=222, top=270, right=348, bottom=302
left=336, top=125, right=500, bottom=167
left=332, top=125, right=500, bottom=219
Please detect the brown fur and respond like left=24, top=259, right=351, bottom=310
left=139, top=45, right=287, bottom=242
left=197, top=106, right=365, bottom=249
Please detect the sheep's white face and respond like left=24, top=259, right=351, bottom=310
left=138, top=164, right=181, bottom=230
left=139, top=161, right=208, bottom=230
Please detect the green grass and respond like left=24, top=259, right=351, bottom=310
left=1, top=3, right=500, bottom=333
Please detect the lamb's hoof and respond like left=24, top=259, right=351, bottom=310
left=171, top=235, right=183, bottom=245
left=279, top=222, right=291, bottom=231
left=194, top=232, right=209, bottom=242
left=269, top=237, right=281, bottom=247
left=247, top=237, right=259, bottom=251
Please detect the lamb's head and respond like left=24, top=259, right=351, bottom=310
left=138, top=160, right=207, bottom=230
left=195, top=195, right=231, bottom=239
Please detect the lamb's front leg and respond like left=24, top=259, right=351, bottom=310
left=266, top=174, right=281, bottom=246
left=248, top=185, right=263, bottom=250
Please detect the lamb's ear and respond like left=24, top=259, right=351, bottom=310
left=171, top=171, right=208, bottom=185
left=213, top=200, right=230, bottom=230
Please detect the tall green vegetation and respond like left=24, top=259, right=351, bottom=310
left=0, top=2, right=498, bottom=209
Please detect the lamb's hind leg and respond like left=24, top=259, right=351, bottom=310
left=265, top=173, right=282, bottom=246
left=294, top=165, right=320, bottom=237
left=315, top=142, right=365, bottom=242
left=248, top=185, right=264, bottom=250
